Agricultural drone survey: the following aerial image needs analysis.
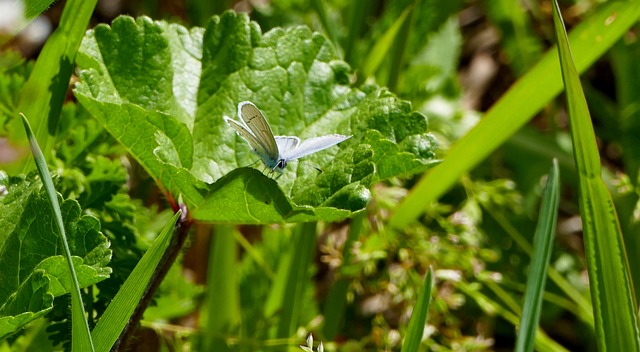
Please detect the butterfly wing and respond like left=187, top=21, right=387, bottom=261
left=238, top=102, right=279, bottom=162
left=275, top=136, right=301, bottom=155
left=223, top=116, right=260, bottom=149
left=280, top=134, right=351, bottom=161
left=224, top=102, right=280, bottom=169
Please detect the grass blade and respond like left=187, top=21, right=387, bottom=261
left=266, top=222, right=316, bottom=339
left=461, top=280, right=568, bottom=352
left=515, top=159, right=559, bottom=352
left=91, top=210, right=181, bottom=351
left=389, top=1, right=640, bottom=227
left=310, top=0, right=342, bottom=58
left=485, top=207, right=593, bottom=327
left=204, top=225, right=240, bottom=351
left=343, top=0, right=373, bottom=64
left=20, top=113, right=94, bottom=352
left=361, top=5, right=412, bottom=80
left=551, top=1, right=640, bottom=350
left=387, top=0, right=419, bottom=91
left=13, top=0, right=97, bottom=173
left=401, top=267, right=433, bottom=352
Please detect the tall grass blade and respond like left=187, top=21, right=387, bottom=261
left=21, top=113, right=94, bottom=352
left=401, top=267, right=433, bottom=352
left=274, top=223, right=316, bottom=338
left=343, top=0, right=372, bottom=64
left=310, top=0, right=342, bottom=58
left=91, top=211, right=181, bottom=351
left=361, top=5, right=412, bottom=81
left=515, top=159, right=559, bottom=352
left=204, top=225, right=240, bottom=351
left=551, top=1, right=640, bottom=350
left=13, top=0, right=97, bottom=173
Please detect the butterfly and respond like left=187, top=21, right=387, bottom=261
left=224, top=101, right=351, bottom=174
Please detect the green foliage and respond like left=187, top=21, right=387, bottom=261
left=74, top=12, right=436, bottom=224
left=3, top=0, right=640, bottom=351
left=0, top=173, right=111, bottom=340
left=1, top=94, right=168, bottom=347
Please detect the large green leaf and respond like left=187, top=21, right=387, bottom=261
left=0, top=173, right=112, bottom=340
left=74, top=12, right=436, bottom=224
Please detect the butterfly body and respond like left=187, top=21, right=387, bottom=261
left=224, top=101, right=351, bottom=174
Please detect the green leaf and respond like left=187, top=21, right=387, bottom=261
left=74, top=12, right=436, bottom=224
left=389, top=1, right=640, bottom=227
left=4, top=117, right=113, bottom=350
left=0, top=271, right=52, bottom=339
left=551, top=1, right=640, bottom=350
left=55, top=104, right=110, bottom=165
left=191, top=168, right=366, bottom=224
left=515, top=160, right=559, bottom=352
left=0, top=175, right=111, bottom=338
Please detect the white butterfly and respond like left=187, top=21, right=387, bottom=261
left=224, top=101, right=351, bottom=174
